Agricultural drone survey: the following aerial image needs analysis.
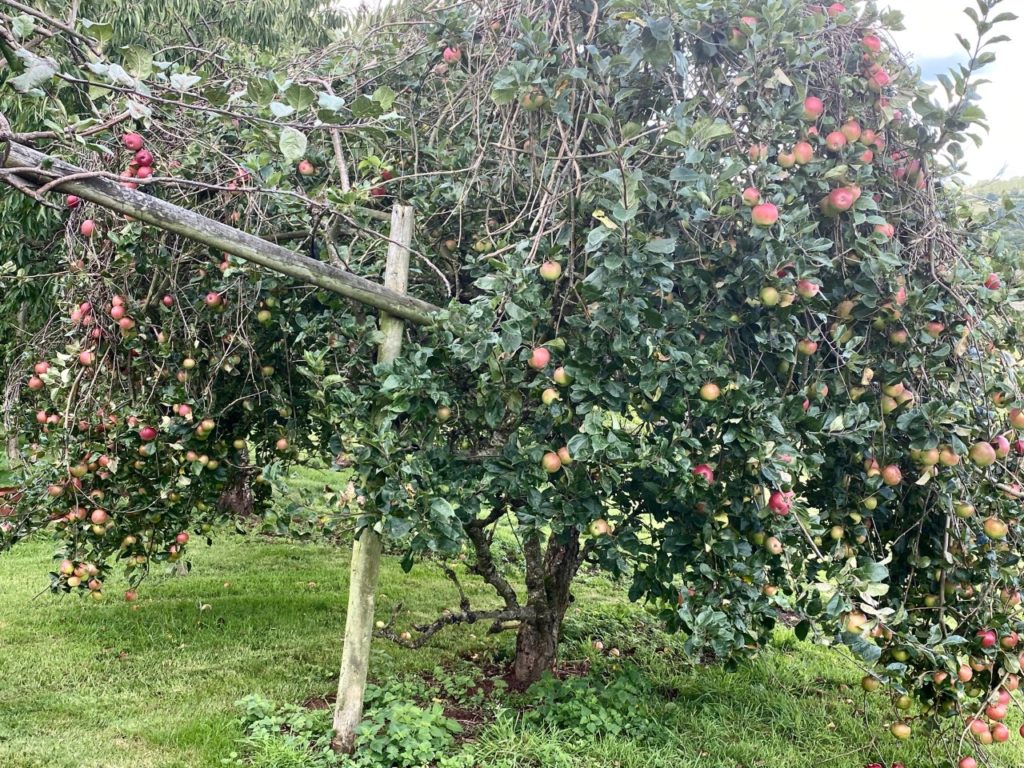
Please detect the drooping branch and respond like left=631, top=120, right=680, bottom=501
left=0, top=139, right=441, bottom=325
left=465, top=505, right=521, bottom=613
left=377, top=602, right=530, bottom=649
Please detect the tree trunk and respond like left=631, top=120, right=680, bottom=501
left=511, top=529, right=581, bottom=687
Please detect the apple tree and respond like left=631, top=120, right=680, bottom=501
left=3, top=0, right=1024, bottom=762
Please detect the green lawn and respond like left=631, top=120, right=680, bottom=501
left=1, top=529, right=1022, bottom=768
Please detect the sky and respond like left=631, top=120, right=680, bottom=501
left=332, top=0, right=1023, bottom=181
left=885, top=0, right=1024, bottom=181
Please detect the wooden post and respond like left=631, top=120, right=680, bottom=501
left=331, top=204, right=414, bottom=752
left=2, top=141, right=439, bottom=325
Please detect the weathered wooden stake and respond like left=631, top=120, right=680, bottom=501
left=331, top=204, right=414, bottom=752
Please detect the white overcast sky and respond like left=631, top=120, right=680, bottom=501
left=333, top=0, right=1023, bottom=181
left=886, top=0, right=1024, bottom=181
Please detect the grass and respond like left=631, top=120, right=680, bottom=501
left=2, top=503, right=1024, bottom=766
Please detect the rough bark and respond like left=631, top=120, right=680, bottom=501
left=511, top=529, right=582, bottom=686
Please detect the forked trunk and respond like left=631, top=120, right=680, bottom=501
left=511, top=530, right=581, bottom=687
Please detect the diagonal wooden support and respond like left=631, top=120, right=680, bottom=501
left=1, top=140, right=440, bottom=324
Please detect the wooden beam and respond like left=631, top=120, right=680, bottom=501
left=2, top=140, right=440, bottom=325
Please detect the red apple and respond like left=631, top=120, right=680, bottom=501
left=863, top=34, right=882, bottom=54
left=699, top=382, right=721, bottom=401
left=828, top=187, right=855, bottom=212
left=122, top=133, right=144, bottom=151
left=803, top=95, right=824, bottom=121
left=79, top=350, right=94, bottom=366
left=442, top=46, right=461, bottom=63
left=993, top=434, right=1011, bottom=458
left=741, top=187, right=761, bottom=206
left=80, top=219, right=96, bottom=238
left=692, top=464, right=714, bottom=483
left=768, top=490, right=791, bottom=515
left=539, top=261, right=562, bottom=281
left=880, top=464, right=901, bottom=486
left=796, top=279, right=820, bottom=298
left=968, top=441, right=997, bottom=467
left=138, top=426, right=157, bottom=442
left=840, top=120, right=862, bottom=143
left=134, top=149, right=154, bottom=167
left=298, top=159, right=315, bottom=176
left=983, top=517, right=1008, bottom=540
left=66, top=194, right=81, bottom=208
left=528, top=347, right=551, bottom=370
left=977, top=628, right=997, bottom=648
left=985, top=273, right=1001, bottom=290
left=793, top=141, right=814, bottom=165
left=542, top=451, right=562, bottom=473
left=986, top=704, right=1007, bottom=721
left=796, top=339, right=817, bottom=356
left=751, top=203, right=779, bottom=227
left=825, top=131, right=847, bottom=152
left=866, top=64, right=891, bottom=92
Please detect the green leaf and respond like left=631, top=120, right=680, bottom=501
left=169, top=73, right=201, bottom=91
left=278, top=127, right=308, bottom=163
left=351, top=95, right=382, bottom=118
left=318, top=92, right=345, bottom=112
left=80, top=19, right=114, bottom=44
left=11, top=15, right=35, bottom=39
left=371, top=85, right=397, bottom=111
left=246, top=78, right=277, bottom=107
left=794, top=619, right=811, bottom=642
left=270, top=102, right=295, bottom=118
left=121, top=46, right=153, bottom=79
left=285, top=83, right=317, bottom=110
left=645, top=237, right=677, bottom=254
left=10, top=55, right=58, bottom=93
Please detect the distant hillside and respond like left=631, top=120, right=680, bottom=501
left=969, top=176, right=1024, bottom=201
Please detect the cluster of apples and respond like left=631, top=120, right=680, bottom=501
left=525, top=342, right=573, bottom=474
left=119, top=131, right=156, bottom=189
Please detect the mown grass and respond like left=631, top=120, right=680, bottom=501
left=2, top=503, right=1024, bottom=767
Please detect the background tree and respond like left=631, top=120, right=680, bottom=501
left=2, top=0, right=1024, bottom=762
